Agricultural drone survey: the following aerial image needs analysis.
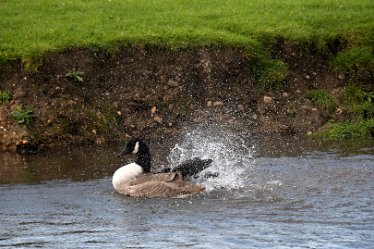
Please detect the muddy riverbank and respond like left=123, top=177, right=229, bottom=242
left=0, top=45, right=372, bottom=151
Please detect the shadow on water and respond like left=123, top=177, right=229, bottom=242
left=0, top=127, right=374, bottom=248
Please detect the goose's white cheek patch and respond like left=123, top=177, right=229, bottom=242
left=132, top=141, right=139, bottom=154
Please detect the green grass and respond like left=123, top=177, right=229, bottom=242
left=342, top=83, right=374, bottom=119
left=254, top=58, right=288, bottom=90
left=306, top=90, right=338, bottom=113
left=330, top=47, right=374, bottom=74
left=316, top=119, right=374, bottom=139
left=11, top=105, right=34, bottom=127
left=0, top=91, right=11, bottom=104
left=311, top=84, right=374, bottom=138
left=1, top=0, right=374, bottom=61
left=65, top=71, right=85, bottom=82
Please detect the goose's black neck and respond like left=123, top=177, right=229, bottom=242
left=135, top=141, right=151, bottom=173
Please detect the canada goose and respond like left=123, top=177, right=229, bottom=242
left=112, top=139, right=213, bottom=198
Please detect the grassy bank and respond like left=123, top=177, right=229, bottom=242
left=1, top=0, right=373, bottom=60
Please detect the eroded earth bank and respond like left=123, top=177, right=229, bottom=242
left=0, top=44, right=372, bottom=152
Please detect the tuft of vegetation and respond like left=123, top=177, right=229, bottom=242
left=342, top=83, right=374, bottom=119
left=306, top=90, right=337, bottom=113
left=11, top=105, right=34, bottom=126
left=286, top=108, right=297, bottom=117
left=311, top=84, right=374, bottom=139
left=0, top=91, right=11, bottom=104
left=89, top=107, right=121, bottom=136
left=22, top=57, right=43, bottom=73
left=65, top=71, right=85, bottom=82
left=315, top=119, right=374, bottom=139
left=330, top=47, right=374, bottom=75
left=254, top=58, right=288, bottom=91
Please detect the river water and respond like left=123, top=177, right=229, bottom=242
left=0, top=129, right=373, bottom=248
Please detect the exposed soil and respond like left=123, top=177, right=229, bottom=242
left=0, top=44, right=370, bottom=152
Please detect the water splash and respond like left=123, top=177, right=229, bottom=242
left=167, top=126, right=256, bottom=192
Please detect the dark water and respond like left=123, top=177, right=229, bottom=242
left=0, top=134, right=373, bottom=248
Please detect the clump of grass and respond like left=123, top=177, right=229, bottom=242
left=343, top=83, right=374, bottom=119
left=343, top=83, right=365, bottom=103
left=316, top=119, right=374, bottom=139
left=11, top=105, right=34, bottom=126
left=254, top=58, right=288, bottom=91
left=0, top=91, right=11, bottom=104
left=330, top=47, right=374, bottom=75
left=65, top=71, right=85, bottom=82
left=306, top=90, right=337, bottom=113
left=286, top=108, right=297, bottom=117
left=312, top=84, right=374, bottom=139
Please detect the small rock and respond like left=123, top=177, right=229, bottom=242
left=282, top=92, right=289, bottom=98
left=338, top=74, right=345, bottom=80
left=238, top=104, right=245, bottom=112
left=154, top=116, right=163, bottom=124
left=95, top=138, right=105, bottom=145
left=207, top=101, right=213, bottom=107
left=213, top=101, right=224, bottom=107
left=167, top=79, right=179, bottom=87
left=92, top=129, right=97, bottom=135
left=151, top=106, right=157, bottom=114
left=335, top=108, right=343, bottom=115
left=263, top=96, right=272, bottom=104
left=296, top=89, right=302, bottom=94
left=305, top=74, right=311, bottom=79
left=193, top=117, right=202, bottom=123
left=168, top=122, right=173, bottom=127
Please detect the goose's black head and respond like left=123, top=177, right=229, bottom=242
left=120, top=139, right=151, bottom=173
left=121, top=139, right=143, bottom=155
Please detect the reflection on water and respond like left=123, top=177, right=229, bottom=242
left=0, top=132, right=373, bottom=248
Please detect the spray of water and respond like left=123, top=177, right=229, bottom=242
left=167, top=126, right=256, bottom=192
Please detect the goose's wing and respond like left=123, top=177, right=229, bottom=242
left=172, top=157, right=213, bottom=178
left=128, top=181, right=204, bottom=198
left=128, top=172, right=204, bottom=198
left=129, top=172, right=181, bottom=185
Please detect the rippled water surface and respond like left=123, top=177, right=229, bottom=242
left=1, top=131, right=373, bottom=248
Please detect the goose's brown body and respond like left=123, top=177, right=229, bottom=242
left=126, top=172, right=205, bottom=198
